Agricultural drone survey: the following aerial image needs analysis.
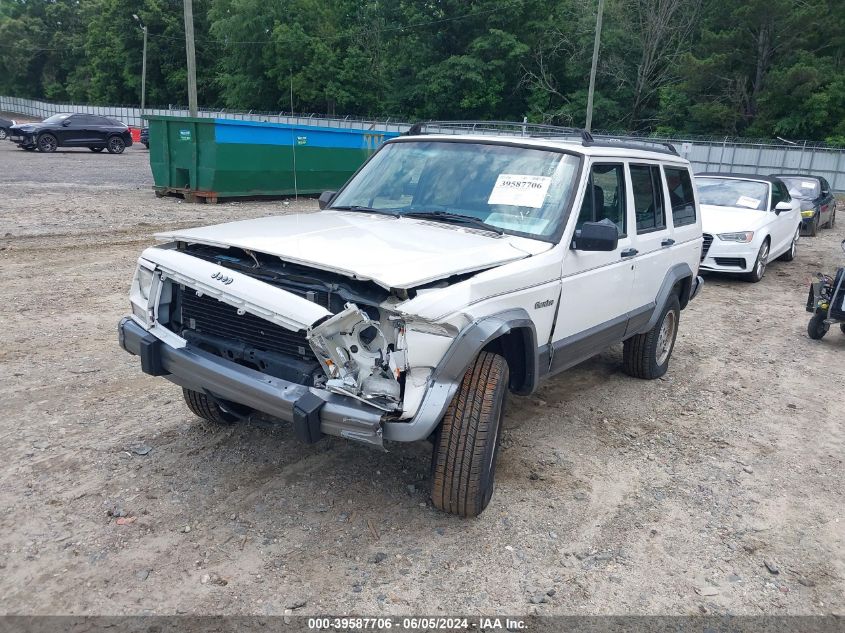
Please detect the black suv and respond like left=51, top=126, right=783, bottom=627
left=8, top=113, right=133, bottom=154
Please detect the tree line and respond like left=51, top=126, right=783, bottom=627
left=1, top=0, right=844, bottom=142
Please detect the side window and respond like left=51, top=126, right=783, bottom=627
left=630, top=164, right=666, bottom=234
left=663, top=166, right=696, bottom=227
left=577, top=163, right=627, bottom=236
left=770, top=183, right=783, bottom=209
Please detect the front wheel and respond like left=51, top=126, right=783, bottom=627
left=182, top=388, right=250, bottom=425
left=778, top=228, right=799, bottom=262
left=0, top=128, right=7, bottom=140
left=745, top=240, right=769, bottom=283
left=623, top=294, right=681, bottom=380
left=430, top=352, right=509, bottom=518
left=37, top=133, right=57, bottom=153
left=808, top=314, right=829, bottom=340
left=106, top=136, right=126, bottom=154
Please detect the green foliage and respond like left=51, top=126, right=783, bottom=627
left=1, top=0, right=844, bottom=141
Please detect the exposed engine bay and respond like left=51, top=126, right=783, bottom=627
left=167, top=242, right=407, bottom=412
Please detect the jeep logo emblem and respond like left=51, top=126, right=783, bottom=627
left=211, top=271, right=233, bottom=285
left=534, top=299, right=554, bottom=309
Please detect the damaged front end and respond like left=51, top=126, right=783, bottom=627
left=307, top=304, right=405, bottom=412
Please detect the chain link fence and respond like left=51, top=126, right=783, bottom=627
left=3, top=95, right=844, bottom=191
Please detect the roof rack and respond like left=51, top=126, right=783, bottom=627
left=406, top=120, right=594, bottom=143
left=404, top=121, right=680, bottom=156
left=587, top=135, right=679, bottom=156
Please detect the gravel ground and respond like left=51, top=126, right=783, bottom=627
left=0, top=141, right=843, bottom=617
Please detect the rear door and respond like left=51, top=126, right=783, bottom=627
left=86, top=115, right=111, bottom=144
left=627, top=162, right=672, bottom=327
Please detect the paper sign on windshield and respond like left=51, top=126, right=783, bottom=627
left=801, top=181, right=816, bottom=189
left=488, top=174, right=552, bottom=209
left=736, top=195, right=761, bottom=209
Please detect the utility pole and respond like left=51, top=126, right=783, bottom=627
left=585, top=0, right=605, bottom=133
left=183, top=0, right=198, bottom=117
left=132, top=15, right=147, bottom=121
left=140, top=25, right=148, bottom=117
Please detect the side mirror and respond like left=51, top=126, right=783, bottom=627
left=774, top=201, right=792, bottom=214
left=318, top=191, right=337, bottom=210
left=572, top=221, right=619, bottom=251
left=61, top=120, right=71, bottom=127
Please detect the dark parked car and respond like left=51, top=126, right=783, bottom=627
left=140, top=126, right=149, bottom=149
left=8, top=113, right=133, bottom=154
left=0, top=116, right=16, bottom=140
left=771, top=174, right=836, bottom=236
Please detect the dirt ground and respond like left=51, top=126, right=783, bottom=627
left=0, top=141, right=842, bottom=617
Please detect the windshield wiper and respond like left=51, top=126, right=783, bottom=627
left=402, top=210, right=504, bottom=235
left=330, top=205, right=399, bottom=216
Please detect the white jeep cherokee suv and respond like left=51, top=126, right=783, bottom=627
left=119, top=123, right=703, bottom=517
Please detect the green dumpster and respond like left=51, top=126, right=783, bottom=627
left=146, top=116, right=398, bottom=202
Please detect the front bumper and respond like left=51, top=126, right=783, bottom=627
left=689, top=275, right=704, bottom=301
left=9, top=133, right=34, bottom=146
left=699, top=239, right=756, bottom=274
left=119, top=317, right=386, bottom=448
left=800, top=213, right=818, bottom=230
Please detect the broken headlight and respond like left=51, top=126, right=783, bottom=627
left=308, top=303, right=403, bottom=411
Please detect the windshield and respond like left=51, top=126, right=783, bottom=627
left=777, top=176, right=820, bottom=199
left=695, top=177, right=769, bottom=210
left=330, top=140, right=581, bottom=239
left=42, top=113, right=72, bottom=124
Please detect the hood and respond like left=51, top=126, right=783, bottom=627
left=11, top=123, right=34, bottom=132
left=701, top=205, right=770, bottom=234
left=156, top=210, right=551, bottom=290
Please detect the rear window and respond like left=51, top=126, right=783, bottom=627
left=663, top=167, right=696, bottom=226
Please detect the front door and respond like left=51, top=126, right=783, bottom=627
left=57, top=114, right=88, bottom=146
left=550, top=160, right=636, bottom=373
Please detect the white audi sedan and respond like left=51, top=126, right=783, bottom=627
left=695, top=173, right=802, bottom=282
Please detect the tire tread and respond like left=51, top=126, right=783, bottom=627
left=431, top=352, right=507, bottom=518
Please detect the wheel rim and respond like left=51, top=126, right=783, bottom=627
left=656, top=310, right=677, bottom=366
left=109, top=138, right=123, bottom=152
left=757, top=242, right=769, bottom=278
left=0, top=129, right=6, bottom=140
left=39, top=136, right=55, bottom=151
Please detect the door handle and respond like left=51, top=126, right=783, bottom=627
left=620, top=248, right=638, bottom=258
left=661, top=238, right=675, bottom=247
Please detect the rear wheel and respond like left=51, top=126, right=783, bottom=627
left=778, top=228, right=799, bottom=262
left=106, top=136, right=126, bottom=154
left=37, top=133, right=57, bottom=153
left=430, top=352, right=509, bottom=518
left=840, top=323, right=845, bottom=335
left=807, top=314, right=829, bottom=340
left=182, top=388, right=249, bottom=425
left=623, top=294, right=681, bottom=380
left=745, top=240, right=769, bottom=283
left=827, top=209, right=836, bottom=229
left=89, top=146, right=104, bottom=152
